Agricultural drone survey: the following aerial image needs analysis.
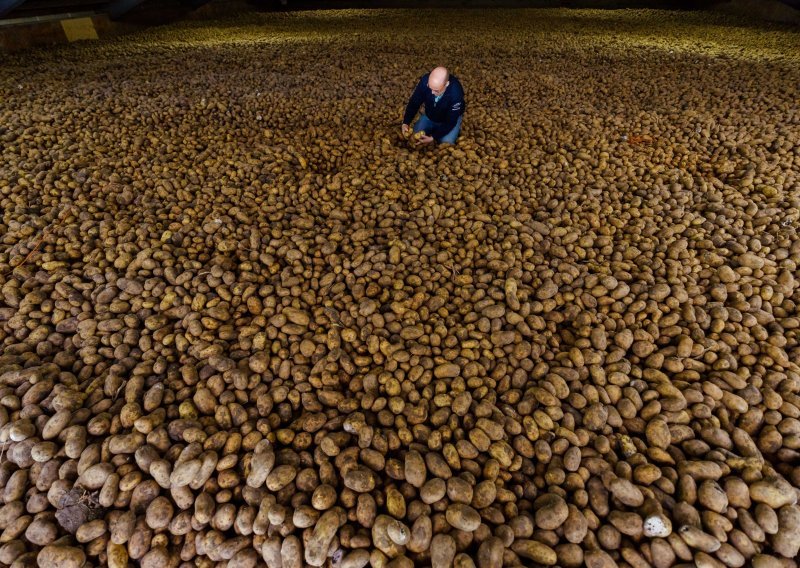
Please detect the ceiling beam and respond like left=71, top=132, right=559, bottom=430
left=0, top=0, right=27, bottom=18
left=107, top=0, right=146, bottom=19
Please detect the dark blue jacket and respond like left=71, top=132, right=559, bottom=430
left=403, top=73, right=465, bottom=139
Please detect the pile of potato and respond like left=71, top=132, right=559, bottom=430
left=1, top=7, right=799, bottom=568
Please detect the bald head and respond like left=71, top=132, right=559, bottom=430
left=428, top=66, right=450, bottom=96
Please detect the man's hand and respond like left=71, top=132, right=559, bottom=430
left=418, top=134, right=434, bottom=146
left=401, top=124, right=410, bottom=137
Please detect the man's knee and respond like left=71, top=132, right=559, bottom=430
left=413, top=117, right=431, bottom=133
left=438, top=120, right=462, bottom=144
left=438, top=132, right=460, bottom=144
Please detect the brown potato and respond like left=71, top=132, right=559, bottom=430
left=36, top=545, right=86, bottom=568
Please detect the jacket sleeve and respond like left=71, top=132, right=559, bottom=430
left=427, top=90, right=464, bottom=139
left=403, top=77, right=426, bottom=125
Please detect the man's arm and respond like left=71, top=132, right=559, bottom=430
left=403, top=77, right=426, bottom=126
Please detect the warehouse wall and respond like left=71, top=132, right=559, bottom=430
left=714, top=0, right=800, bottom=24
left=0, top=14, right=120, bottom=51
left=1, top=0, right=796, bottom=53
left=259, top=0, right=799, bottom=23
left=0, top=0, right=248, bottom=52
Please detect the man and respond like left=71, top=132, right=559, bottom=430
left=402, top=66, right=465, bottom=146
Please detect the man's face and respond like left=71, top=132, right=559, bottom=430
left=429, top=79, right=449, bottom=97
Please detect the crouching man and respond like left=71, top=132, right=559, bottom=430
left=402, top=66, right=465, bottom=146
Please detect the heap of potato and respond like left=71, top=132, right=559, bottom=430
left=0, top=7, right=799, bottom=568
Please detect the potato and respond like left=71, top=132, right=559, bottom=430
left=305, top=508, right=344, bottom=566
left=584, top=549, right=618, bottom=568
left=36, top=545, right=86, bottom=568
left=24, top=516, right=58, bottom=546
left=534, top=493, right=569, bottom=531
left=211, top=503, right=237, bottom=532
left=404, top=451, right=426, bottom=488
left=511, top=539, right=557, bottom=565
left=77, top=463, right=113, bottom=490
left=110, top=510, right=135, bottom=545
left=749, top=478, right=797, bottom=509
left=343, top=466, right=377, bottom=493
left=140, top=546, right=170, bottom=568
left=445, top=503, right=481, bottom=532
left=42, top=411, right=72, bottom=441
left=98, top=473, right=120, bottom=508
left=372, top=515, right=406, bottom=558
left=281, top=535, right=303, bottom=568
left=478, top=536, right=504, bottom=568
left=75, top=519, right=106, bottom=543
left=130, top=480, right=160, bottom=513
left=170, top=459, right=201, bottom=488
left=3, top=470, right=28, bottom=503
left=341, top=549, right=370, bottom=568
left=407, top=514, right=432, bottom=553
left=108, top=433, right=145, bottom=455
left=0, top=502, right=24, bottom=531
left=771, top=505, right=800, bottom=558
left=216, top=536, right=251, bottom=561
left=246, top=449, right=275, bottom=488
left=678, top=525, right=721, bottom=553
left=145, top=496, right=174, bottom=530
left=261, top=536, right=282, bottom=568
left=420, top=478, right=446, bottom=505
left=289, top=505, right=316, bottom=529
left=266, top=466, right=297, bottom=492
left=430, top=534, right=456, bottom=568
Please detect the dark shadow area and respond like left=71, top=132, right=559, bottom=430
left=250, top=0, right=717, bottom=10
left=113, top=0, right=247, bottom=25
